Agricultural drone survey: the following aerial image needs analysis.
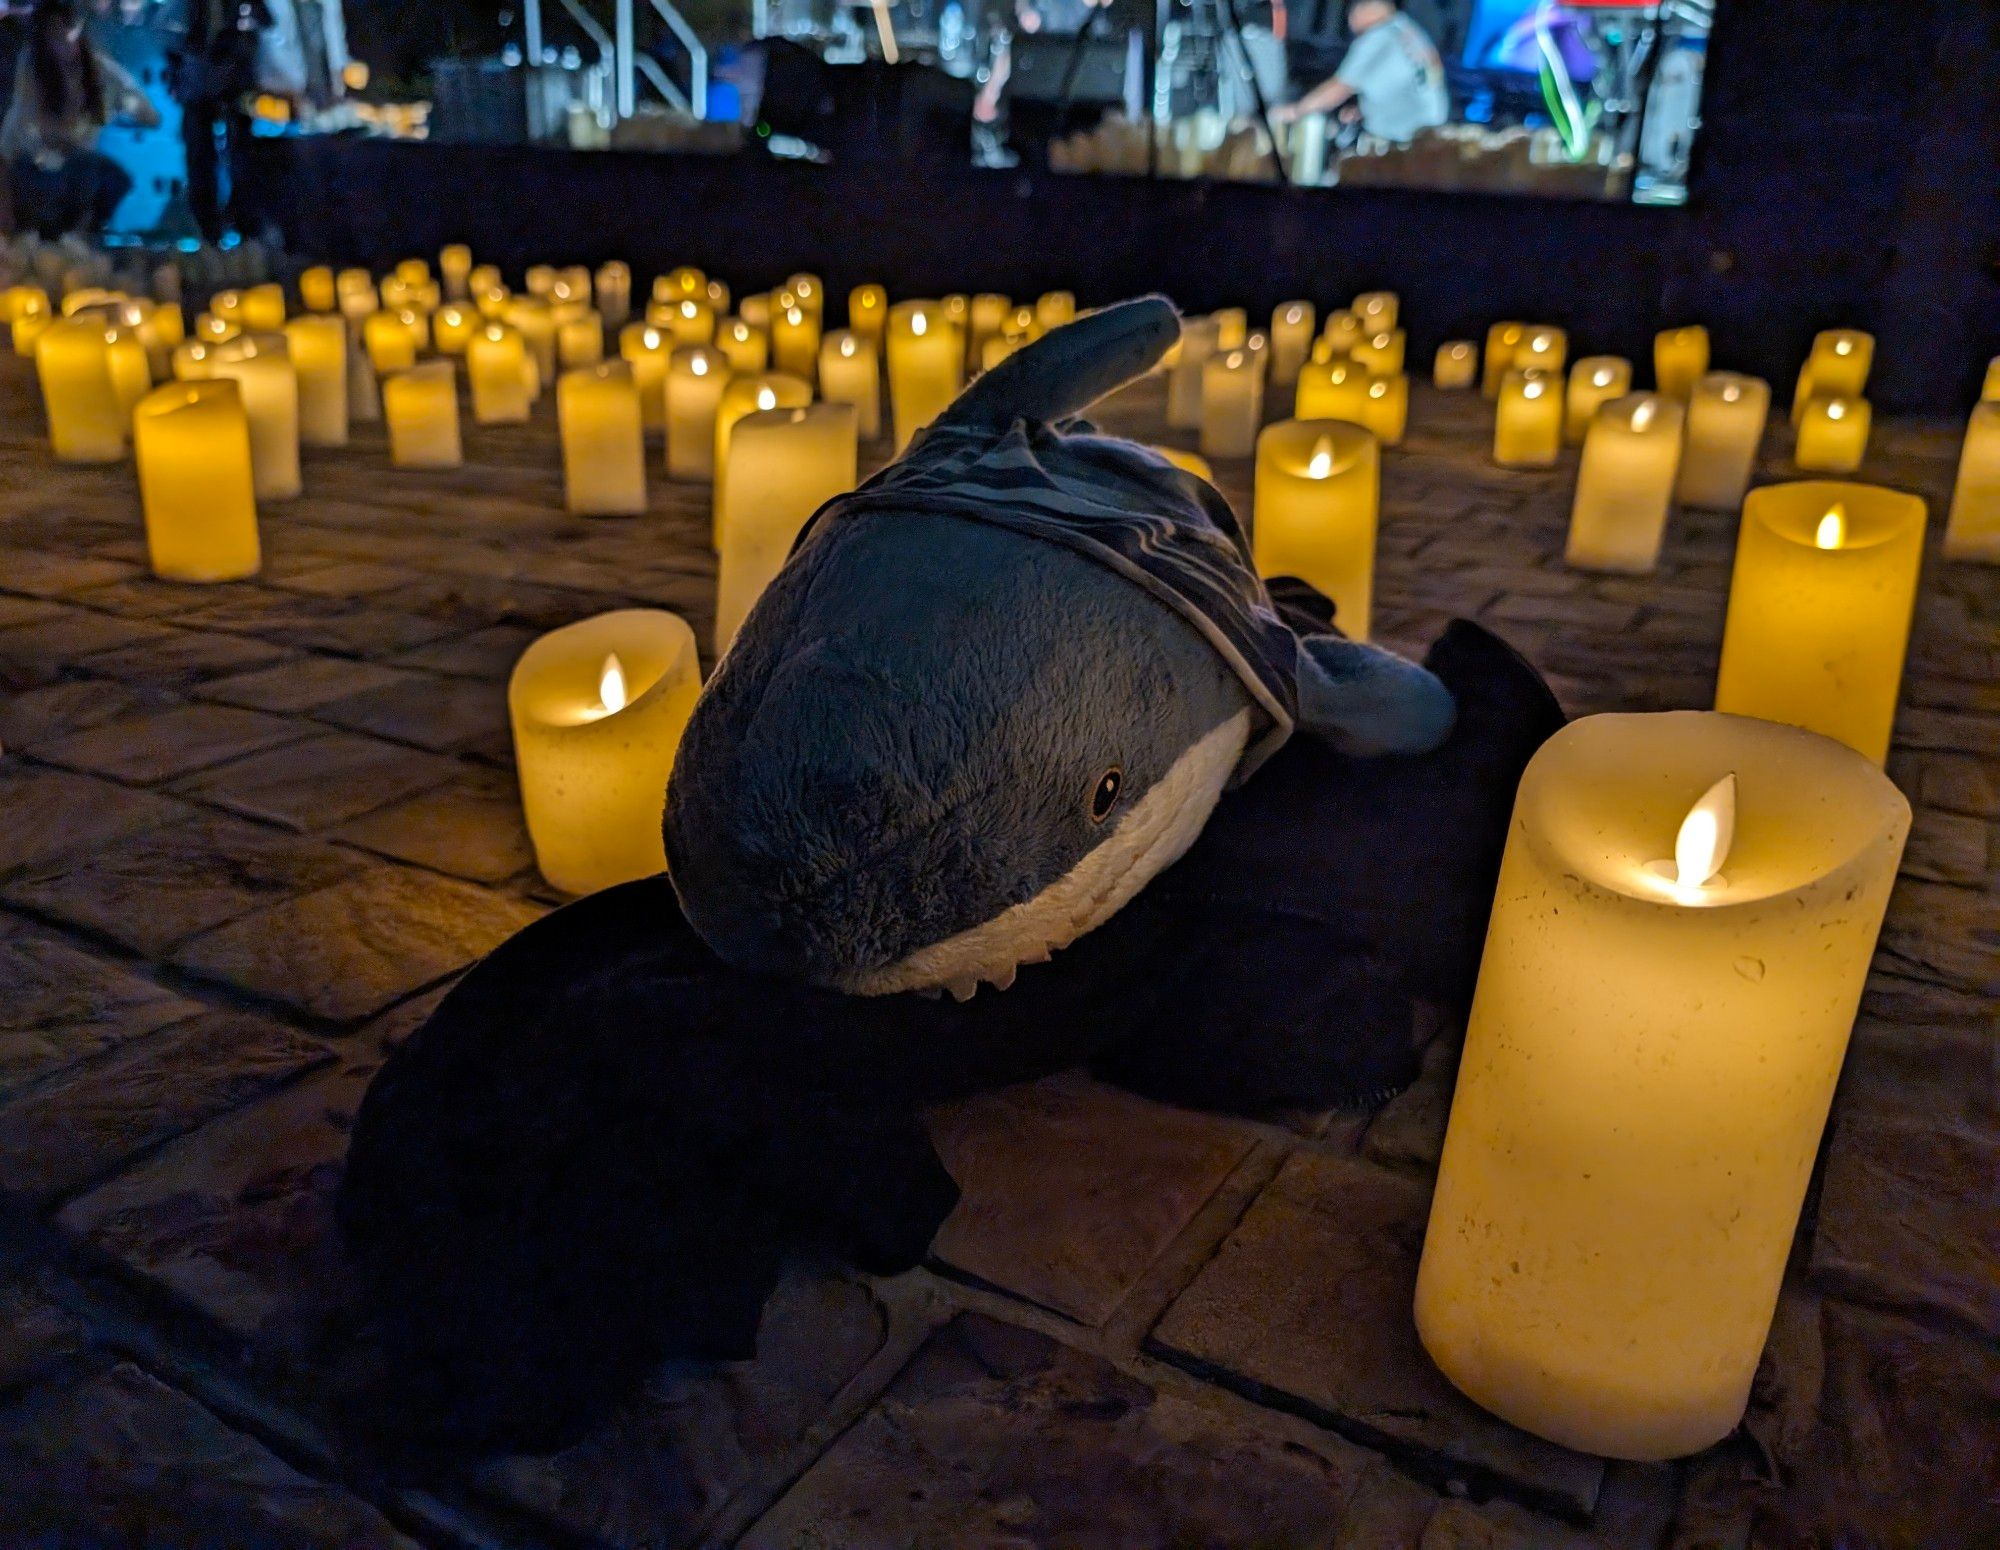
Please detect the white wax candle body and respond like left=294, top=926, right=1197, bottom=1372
left=1564, top=357, right=1633, bottom=444
left=666, top=348, right=733, bottom=482
left=1566, top=396, right=1685, bottom=573
left=1433, top=343, right=1477, bottom=390
left=384, top=362, right=464, bottom=468
left=1199, top=351, right=1265, bottom=459
left=284, top=315, right=349, bottom=448
left=1713, top=480, right=1926, bottom=765
left=209, top=338, right=301, bottom=500
left=1417, top=711, right=1909, bottom=1461
left=887, top=304, right=964, bottom=452
left=36, top=321, right=127, bottom=462
left=509, top=610, right=703, bottom=895
left=1676, top=373, right=1770, bottom=510
left=1253, top=420, right=1380, bottom=640
left=559, top=364, right=648, bottom=516
left=1165, top=318, right=1221, bottom=431
left=1944, top=401, right=2000, bottom=561
left=714, top=404, right=859, bottom=652
left=468, top=327, right=531, bottom=424
left=1494, top=370, right=1563, bottom=466
left=133, top=379, right=261, bottom=581
left=1794, top=397, right=1870, bottom=473
left=1270, top=303, right=1315, bottom=386
left=818, top=333, right=882, bottom=441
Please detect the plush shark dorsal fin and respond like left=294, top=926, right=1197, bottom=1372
left=939, top=295, right=1181, bottom=431
left=1295, top=635, right=1458, bottom=757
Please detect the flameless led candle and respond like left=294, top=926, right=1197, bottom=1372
left=784, top=274, right=823, bottom=320
left=559, top=311, right=605, bottom=368
left=474, top=284, right=509, bottom=322
left=819, top=330, right=881, bottom=440
left=656, top=267, right=702, bottom=305
left=662, top=297, right=715, bottom=351
left=210, top=289, right=246, bottom=325
left=848, top=284, right=887, bottom=346
left=1153, top=446, right=1213, bottom=479
left=1254, top=420, right=1380, bottom=639
left=1566, top=395, right=1685, bottom=573
left=439, top=244, right=472, bottom=300
left=1514, top=327, right=1566, bottom=375
left=1983, top=356, right=2000, bottom=402
left=1165, top=316, right=1221, bottom=431
left=1294, top=357, right=1371, bottom=425
left=711, top=372, right=812, bottom=531
left=1417, top=710, right=1910, bottom=1461
left=981, top=334, right=1020, bottom=371
left=383, top=362, right=463, bottom=469
left=1556, top=356, right=1628, bottom=444
left=1794, top=395, right=1869, bottom=473
left=431, top=303, right=475, bottom=356
left=1677, top=373, right=1769, bottom=510
left=102, top=327, right=151, bottom=422
left=1944, top=402, right=2000, bottom=561
left=887, top=302, right=964, bottom=452
left=526, top=265, right=557, bottom=298
left=1359, top=373, right=1409, bottom=446
left=1351, top=329, right=1406, bottom=377
left=395, top=258, right=431, bottom=289
left=596, top=262, right=631, bottom=329
left=507, top=298, right=558, bottom=381
left=1483, top=322, right=1525, bottom=397
left=1654, top=326, right=1710, bottom=399
left=132, top=379, right=259, bottom=581
left=1036, top=291, right=1076, bottom=332
left=771, top=300, right=819, bottom=383
left=11, top=294, right=51, bottom=358
left=1494, top=368, right=1563, bottom=467
left=208, top=335, right=300, bottom=500
left=346, top=319, right=381, bottom=423
left=240, top=283, right=285, bottom=332
left=1353, top=291, right=1397, bottom=332
left=172, top=340, right=214, bottom=380
left=298, top=266, right=336, bottom=315
left=620, top=324, right=671, bottom=432
left=967, top=293, right=1011, bottom=370
left=363, top=310, right=418, bottom=374
left=336, top=274, right=377, bottom=323
left=1268, top=302, right=1315, bottom=386
left=37, top=320, right=127, bottom=462
left=1321, top=311, right=1364, bottom=360
left=1714, top=481, right=1925, bottom=764
left=1803, top=329, right=1872, bottom=400
left=509, top=610, right=703, bottom=895
left=1434, top=341, right=1477, bottom=390
left=716, top=317, right=768, bottom=375
left=283, top=314, right=348, bottom=448
left=1212, top=308, right=1248, bottom=351
left=1199, top=349, right=1264, bottom=458
left=559, top=362, right=648, bottom=516
left=739, top=292, right=771, bottom=331
left=467, top=324, right=531, bottom=424
left=195, top=312, right=238, bottom=346
left=715, top=403, right=859, bottom=651
left=664, top=347, right=732, bottom=481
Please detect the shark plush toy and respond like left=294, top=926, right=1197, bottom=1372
left=336, top=298, right=1565, bottom=1449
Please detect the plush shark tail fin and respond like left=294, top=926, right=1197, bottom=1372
left=1295, top=634, right=1459, bottom=757
left=940, top=295, right=1181, bottom=430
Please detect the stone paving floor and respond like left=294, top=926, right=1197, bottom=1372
left=0, top=351, right=1993, bottom=1549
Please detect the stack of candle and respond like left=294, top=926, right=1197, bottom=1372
left=712, top=372, right=812, bottom=526
left=1793, top=329, right=1873, bottom=422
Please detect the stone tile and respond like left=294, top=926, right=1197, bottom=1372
left=0, top=677, right=168, bottom=751
left=0, top=766, right=192, bottom=875
left=1878, top=878, right=2000, bottom=996
left=0, top=609, right=178, bottom=673
left=1900, top=807, right=1989, bottom=883
left=0, top=933, right=201, bottom=1097
left=0, top=1273, right=94, bottom=1394
left=1150, top=1152, right=1604, bottom=1518
left=0, top=1009, right=332, bottom=1206
left=171, top=866, right=543, bottom=1024
left=58, top=1041, right=391, bottom=1377
left=82, top=627, right=293, bottom=689
left=171, top=731, right=459, bottom=832
left=0, top=1363, right=418, bottom=1547
left=742, top=1313, right=1416, bottom=1550
left=389, top=622, right=537, bottom=680
left=472, top=1274, right=893, bottom=1549
left=926, top=1075, right=1256, bottom=1326
left=1809, top=1110, right=1998, bottom=1337
left=0, top=551, right=138, bottom=597
left=2, top=815, right=367, bottom=957
left=332, top=771, right=534, bottom=883
left=1919, top=751, right=1999, bottom=818
left=1782, top=1305, right=2000, bottom=1548
left=199, top=654, right=410, bottom=714
left=265, top=560, right=418, bottom=597
left=264, top=607, right=468, bottom=659
left=0, top=595, right=62, bottom=629
left=35, top=702, right=310, bottom=785
left=312, top=672, right=505, bottom=752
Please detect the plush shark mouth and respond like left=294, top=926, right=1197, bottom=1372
left=849, top=710, right=1253, bottom=1000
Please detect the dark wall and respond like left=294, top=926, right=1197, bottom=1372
left=259, top=0, right=1999, bottom=411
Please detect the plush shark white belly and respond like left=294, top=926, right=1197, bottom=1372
left=852, top=710, right=1253, bottom=1001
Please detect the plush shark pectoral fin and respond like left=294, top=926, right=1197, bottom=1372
left=939, top=295, right=1181, bottom=431
left=1295, top=634, right=1458, bottom=757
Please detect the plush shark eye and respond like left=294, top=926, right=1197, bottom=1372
left=1089, top=768, right=1123, bottom=823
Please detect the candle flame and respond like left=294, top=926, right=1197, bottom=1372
left=839, top=336, right=856, bottom=357
left=598, top=653, right=627, bottom=715
left=1722, top=383, right=1741, bottom=402
left=643, top=329, right=660, bottom=348
left=1631, top=398, right=1656, bottom=431
left=1372, top=333, right=1391, bottom=349
left=1825, top=400, right=1846, bottom=420
left=691, top=354, right=708, bottom=376
left=755, top=387, right=776, bottom=410
left=1286, top=306, right=1302, bottom=324
left=1593, top=368, right=1613, bottom=387
left=1369, top=381, right=1386, bottom=399
left=911, top=313, right=928, bottom=336
left=1531, top=333, right=1550, bottom=350
left=1834, top=339, right=1851, bottom=356
left=1674, top=774, right=1736, bottom=890
left=786, top=307, right=803, bottom=326
left=1226, top=351, right=1244, bottom=369
left=681, top=301, right=697, bottom=318
left=730, top=321, right=748, bottom=339
left=1307, top=437, right=1334, bottom=478
left=1523, top=379, right=1545, bottom=399
left=1816, top=504, right=1846, bottom=550
left=1452, top=344, right=1469, bottom=359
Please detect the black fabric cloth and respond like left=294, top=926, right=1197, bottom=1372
left=180, top=96, right=253, bottom=242
left=336, top=616, right=1563, bottom=1452
left=9, top=147, right=129, bottom=238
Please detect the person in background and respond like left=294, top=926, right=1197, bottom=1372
left=172, top=0, right=270, bottom=242
left=1, top=0, right=158, bottom=239
left=1272, top=0, right=1446, bottom=145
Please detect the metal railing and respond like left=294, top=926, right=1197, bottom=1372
left=520, top=0, right=707, bottom=124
